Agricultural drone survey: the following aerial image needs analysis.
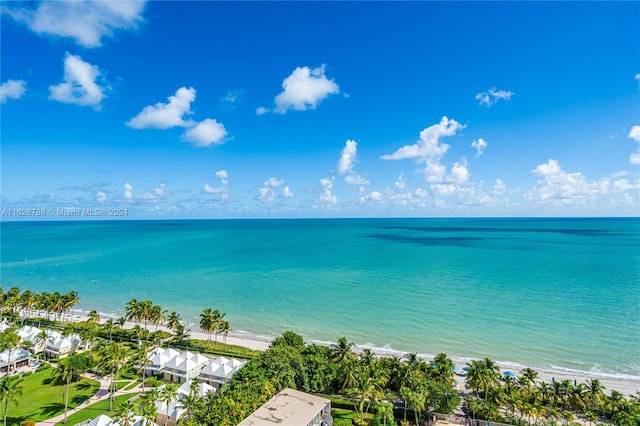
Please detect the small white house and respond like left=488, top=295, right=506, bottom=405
left=199, top=356, right=245, bottom=389
left=163, top=351, right=209, bottom=383
left=155, top=379, right=214, bottom=426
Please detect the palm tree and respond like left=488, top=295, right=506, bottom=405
left=0, top=376, right=23, bottom=426
left=19, top=290, right=36, bottom=322
left=159, top=383, right=180, bottom=426
left=139, top=389, right=159, bottom=426
left=103, top=319, right=115, bottom=341
left=431, top=352, right=455, bottom=386
left=166, top=312, right=181, bottom=333
left=61, top=291, right=80, bottom=322
left=220, top=320, right=230, bottom=350
left=466, top=358, right=500, bottom=401
left=585, top=379, right=605, bottom=412
left=52, top=354, right=90, bottom=424
left=174, top=324, right=190, bottom=344
left=132, top=341, right=154, bottom=391
left=125, top=299, right=140, bottom=325
left=199, top=308, right=215, bottom=342
left=138, top=300, right=153, bottom=330
left=149, top=305, right=165, bottom=332
left=520, top=367, right=538, bottom=387
left=0, top=329, right=20, bottom=376
left=96, top=341, right=130, bottom=411
left=115, top=317, right=126, bottom=341
left=87, top=309, right=100, bottom=326
left=211, top=309, right=225, bottom=344
left=113, top=398, right=138, bottom=426
left=330, top=336, right=354, bottom=365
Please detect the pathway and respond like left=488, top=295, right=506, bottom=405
left=36, top=373, right=148, bottom=425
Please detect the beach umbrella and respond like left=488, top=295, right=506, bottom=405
left=452, top=366, right=458, bottom=371
left=503, top=371, right=515, bottom=377
left=462, top=366, right=469, bottom=371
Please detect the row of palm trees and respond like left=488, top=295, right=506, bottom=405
left=464, top=358, right=640, bottom=426
left=125, top=299, right=166, bottom=331
left=199, top=308, right=229, bottom=345
left=1, top=287, right=80, bottom=323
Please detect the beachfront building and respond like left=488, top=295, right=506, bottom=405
left=142, top=347, right=181, bottom=376
left=16, top=325, right=47, bottom=354
left=163, top=351, right=210, bottom=383
left=44, top=330, right=84, bottom=359
left=0, top=348, right=31, bottom=375
left=238, top=388, right=332, bottom=426
left=155, top=379, right=215, bottom=426
left=198, top=356, right=246, bottom=389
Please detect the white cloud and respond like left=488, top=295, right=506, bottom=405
left=448, top=159, right=470, bottom=183
left=260, top=64, right=340, bottom=114
left=471, top=138, right=487, bottom=157
left=394, top=173, right=406, bottom=190
left=5, top=0, right=146, bottom=48
left=319, top=177, right=337, bottom=205
left=282, top=186, right=294, bottom=199
left=257, top=177, right=290, bottom=202
left=612, top=179, right=640, bottom=192
left=49, top=53, right=106, bottom=108
left=337, top=140, right=358, bottom=174
left=425, top=160, right=447, bottom=183
left=532, top=159, right=562, bottom=177
left=141, top=184, right=167, bottom=202
left=123, top=183, right=133, bottom=200
left=493, top=179, right=506, bottom=195
left=344, top=174, right=369, bottom=186
left=635, top=73, right=640, bottom=82
left=96, top=191, right=106, bottom=203
left=367, top=191, right=383, bottom=201
left=181, top=118, right=227, bottom=147
left=430, top=183, right=457, bottom=196
left=0, top=79, right=26, bottom=103
left=381, top=116, right=464, bottom=166
left=475, top=87, right=514, bottom=107
left=127, top=87, right=196, bottom=129
left=204, top=171, right=229, bottom=200
left=215, top=170, right=229, bottom=185
left=526, top=159, right=609, bottom=206
left=629, top=125, right=640, bottom=164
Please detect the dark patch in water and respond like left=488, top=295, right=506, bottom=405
left=377, top=226, right=627, bottom=237
left=364, top=233, right=486, bottom=247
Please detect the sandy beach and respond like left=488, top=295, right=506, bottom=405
left=62, top=310, right=640, bottom=397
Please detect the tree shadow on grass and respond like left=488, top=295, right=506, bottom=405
left=40, top=401, right=65, bottom=418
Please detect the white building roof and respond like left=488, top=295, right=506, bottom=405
left=238, top=388, right=330, bottom=425
left=0, top=348, right=30, bottom=364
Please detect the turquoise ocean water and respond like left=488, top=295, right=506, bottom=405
left=1, top=218, right=639, bottom=378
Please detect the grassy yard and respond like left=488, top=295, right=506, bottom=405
left=4, top=368, right=100, bottom=425
left=56, top=394, right=140, bottom=426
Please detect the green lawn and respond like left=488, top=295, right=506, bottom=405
left=56, top=394, right=140, bottom=426
left=4, top=368, right=100, bottom=425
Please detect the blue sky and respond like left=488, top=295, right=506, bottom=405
left=1, top=1, right=639, bottom=219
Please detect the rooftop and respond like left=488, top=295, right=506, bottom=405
left=238, top=388, right=330, bottom=426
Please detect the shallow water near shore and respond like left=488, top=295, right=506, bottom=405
left=2, top=218, right=639, bottom=379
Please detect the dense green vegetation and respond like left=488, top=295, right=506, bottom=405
left=464, top=359, right=640, bottom=426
